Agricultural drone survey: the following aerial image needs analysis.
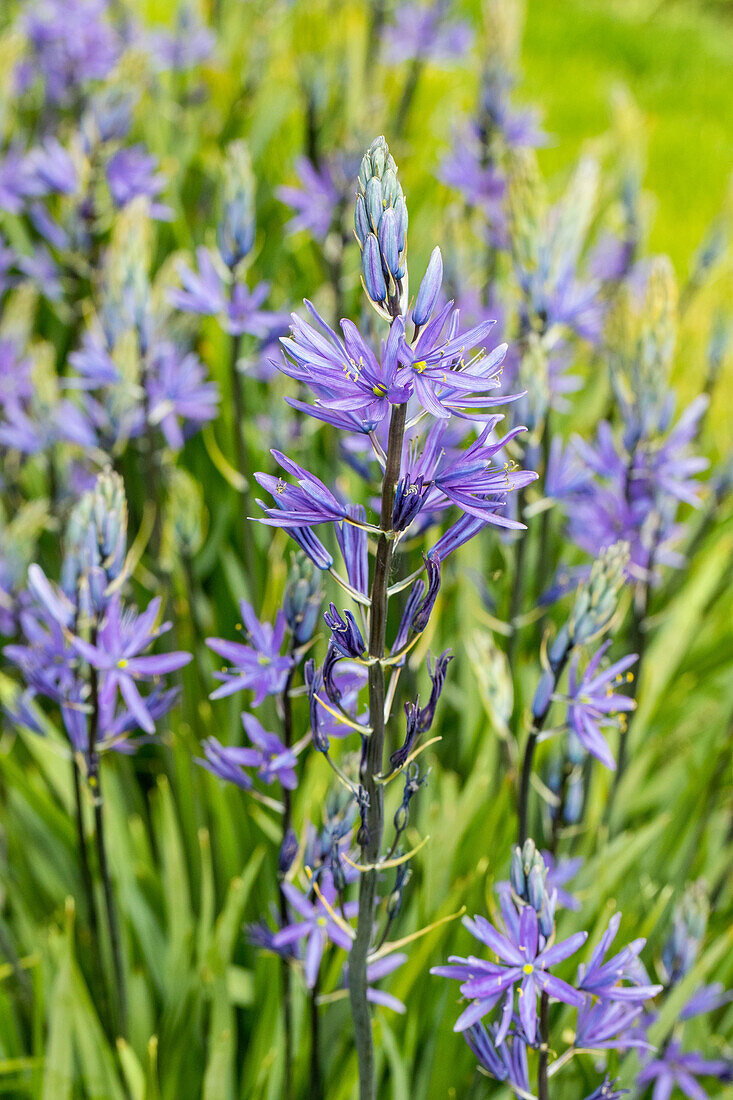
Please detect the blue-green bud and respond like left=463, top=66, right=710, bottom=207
left=355, top=136, right=408, bottom=320
left=218, top=141, right=256, bottom=269
left=63, top=468, right=127, bottom=614
left=569, top=542, right=629, bottom=646
left=283, top=552, right=323, bottom=645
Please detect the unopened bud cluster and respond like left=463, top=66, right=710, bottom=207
left=510, top=839, right=555, bottom=939
left=218, top=140, right=256, bottom=270
left=283, top=551, right=322, bottom=645
left=568, top=541, right=629, bottom=647
left=62, top=468, right=127, bottom=614
left=661, top=880, right=709, bottom=984
left=354, top=136, right=408, bottom=320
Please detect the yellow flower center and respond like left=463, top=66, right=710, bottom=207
left=118, top=658, right=128, bottom=669
left=317, top=916, right=327, bottom=927
left=413, top=360, right=427, bottom=373
left=523, top=963, right=534, bottom=976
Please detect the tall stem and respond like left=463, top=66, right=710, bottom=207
left=535, top=413, right=553, bottom=601
left=73, top=756, right=99, bottom=941
left=309, top=978, right=323, bottom=1098
left=279, top=661, right=296, bottom=1100
left=393, top=58, right=423, bottom=137
left=228, top=330, right=258, bottom=590
left=517, top=646, right=570, bottom=847
left=349, top=400, right=407, bottom=1100
left=604, top=587, right=647, bottom=828
left=507, top=488, right=529, bottom=671
left=88, top=652, right=127, bottom=1038
left=537, top=991, right=550, bottom=1100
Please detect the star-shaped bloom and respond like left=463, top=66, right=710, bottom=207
left=636, top=1041, right=732, bottom=1100
left=431, top=905, right=586, bottom=1041
left=69, top=593, right=191, bottom=734
left=197, top=714, right=298, bottom=792
left=575, top=996, right=650, bottom=1051
left=397, top=304, right=517, bottom=419
left=567, top=643, right=638, bottom=771
left=272, top=872, right=357, bottom=988
left=207, top=601, right=293, bottom=705
left=255, top=451, right=359, bottom=531
left=278, top=302, right=411, bottom=433
left=577, top=913, right=662, bottom=1004
left=145, top=341, right=219, bottom=450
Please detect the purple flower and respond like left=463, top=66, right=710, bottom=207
left=575, top=997, right=650, bottom=1050
left=396, top=419, right=536, bottom=536
left=567, top=399, right=709, bottom=584
left=464, top=1021, right=531, bottom=1095
left=25, top=138, right=79, bottom=196
left=364, top=953, right=407, bottom=1014
left=106, top=146, right=172, bottom=220
left=0, top=340, right=34, bottom=410
left=197, top=715, right=297, bottom=792
left=0, top=148, right=38, bottom=214
left=228, top=281, right=288, bottom=340
left=681, top=983, right=733, bottom=1021
left=169, top=248, right=227, bottom=315
left=207, top=602, right=293, bottom=705
left=577, top=913, right=661, bottom=1004
left=397, top=307, right=515, bottom=420
left=431, top=904, right=586, bottom=1041
left=255, top=451, right=358, bottom=532
left=636, top=1041, right=732, bottom=1100
left=567, top=643, right=638, bottom=771
left=69, top=593, right=191, bottom=734
left=277, top=157, right=342, bottom=242
left=278, top=303, right=411, bottom=433
left=272, top=872, right=357, bottom=988
left=383, top=2, right=473, bottom=65
left=145, top=7, right=215, bottom=72
left=145, top=342, right=219, bottom=450
left=22, top=0, right=120, bottom=106
left=324, top=604, right=366, bottom=658
left=440, top=125, right=506, bottom=226
left=340, top=953, right=407, bottom=1014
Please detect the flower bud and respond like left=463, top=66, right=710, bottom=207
left=569, top=541, right=629, bottom=646
left=527, top=863, right=545, bottom=911
left=218, top=141, right=256, bottom=269
left=531, top=668, right=555, bottom=720
left=63, top=468, right=127, bottom=614
left=661, top=880, right=709, bottom=984
left=412, top=246, right=443, bottom=327
left=355, top=136, right=408, bottom=320
left=278, top=827, right=298, bottom=875
left=283, top=552, right=322, bottom=645
left=510, top=846, right=525, bottom=896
